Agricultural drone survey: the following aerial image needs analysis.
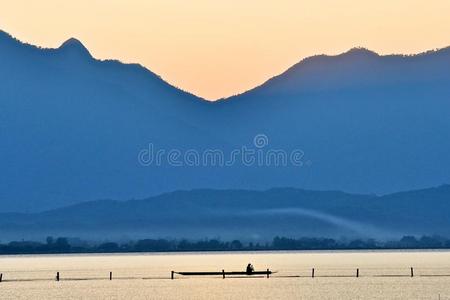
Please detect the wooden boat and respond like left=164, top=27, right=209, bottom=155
left=176, top=271, right=272, bottom=276
left=174, top=270, right=273, bottom=278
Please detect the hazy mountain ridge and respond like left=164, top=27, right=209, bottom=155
left=1, top=29, right=450, bottom=212
left=226, top=46, right=450, bottom=101
left=0, top=30, right=202, bottom=99
left=1, top=185, right=450, bottom=241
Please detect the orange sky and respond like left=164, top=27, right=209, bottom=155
left=1, top=0, right=450, bottom=100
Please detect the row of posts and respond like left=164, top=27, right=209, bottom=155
left=309, top=267, right=414, bottom=278
left=0, top=268, right=416, bottom=282
left=54, top=271, right=113, bottom=281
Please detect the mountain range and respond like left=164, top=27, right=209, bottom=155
left=1, top=29, right=450, bottom=213
left=1, top=185, right=450, bottom=241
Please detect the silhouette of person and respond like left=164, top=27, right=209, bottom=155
left=246, top=263, right=254, bottom=275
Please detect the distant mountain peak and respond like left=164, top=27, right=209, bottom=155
left=58, top=37, right=92, bottom=58
left=344, top=47, right=379, bottom=56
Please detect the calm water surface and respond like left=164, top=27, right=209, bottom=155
left=1, top=250, right=450, bottom=299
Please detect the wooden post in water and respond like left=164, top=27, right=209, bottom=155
left=267, top=268, right=270, bottom=278
left=56, top=272, right=60, bottom=281
left=110, top=272, right=112, bottom=280
left=312, top=268, right=315, bottom=278
left=411, top=267, right=414, bottom=277
left=171, top=271, right=174, bottom=280
left=356, top=268, right=359, bottom=278
left=222, top=269, right=225, bottom=279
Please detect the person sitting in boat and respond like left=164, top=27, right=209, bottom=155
left=246, top=263, right=254, bottom=275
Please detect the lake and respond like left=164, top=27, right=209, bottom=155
left=1, top=250, right=449, bottom=299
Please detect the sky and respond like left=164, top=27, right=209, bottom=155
left=1, top=0, right=450, bottom=100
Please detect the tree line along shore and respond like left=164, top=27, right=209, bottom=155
left=1, top=235, right=450, bottom=255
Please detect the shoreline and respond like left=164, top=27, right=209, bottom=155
left=2, top=248, right=450, bottom=258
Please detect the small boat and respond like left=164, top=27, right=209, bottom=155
left=176, top=271, right=272, bottom=276
left=173, top=270, right=274, bottom=278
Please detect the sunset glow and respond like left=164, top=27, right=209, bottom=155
left=1, top=0, right=449, bottom=99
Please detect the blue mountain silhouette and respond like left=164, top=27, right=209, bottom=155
left=1, top=29, right=450, bottom=212
left=1, top=185, right=450, bottom=240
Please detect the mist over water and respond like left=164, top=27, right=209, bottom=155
left=244, top=208, right=394, bottom=238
